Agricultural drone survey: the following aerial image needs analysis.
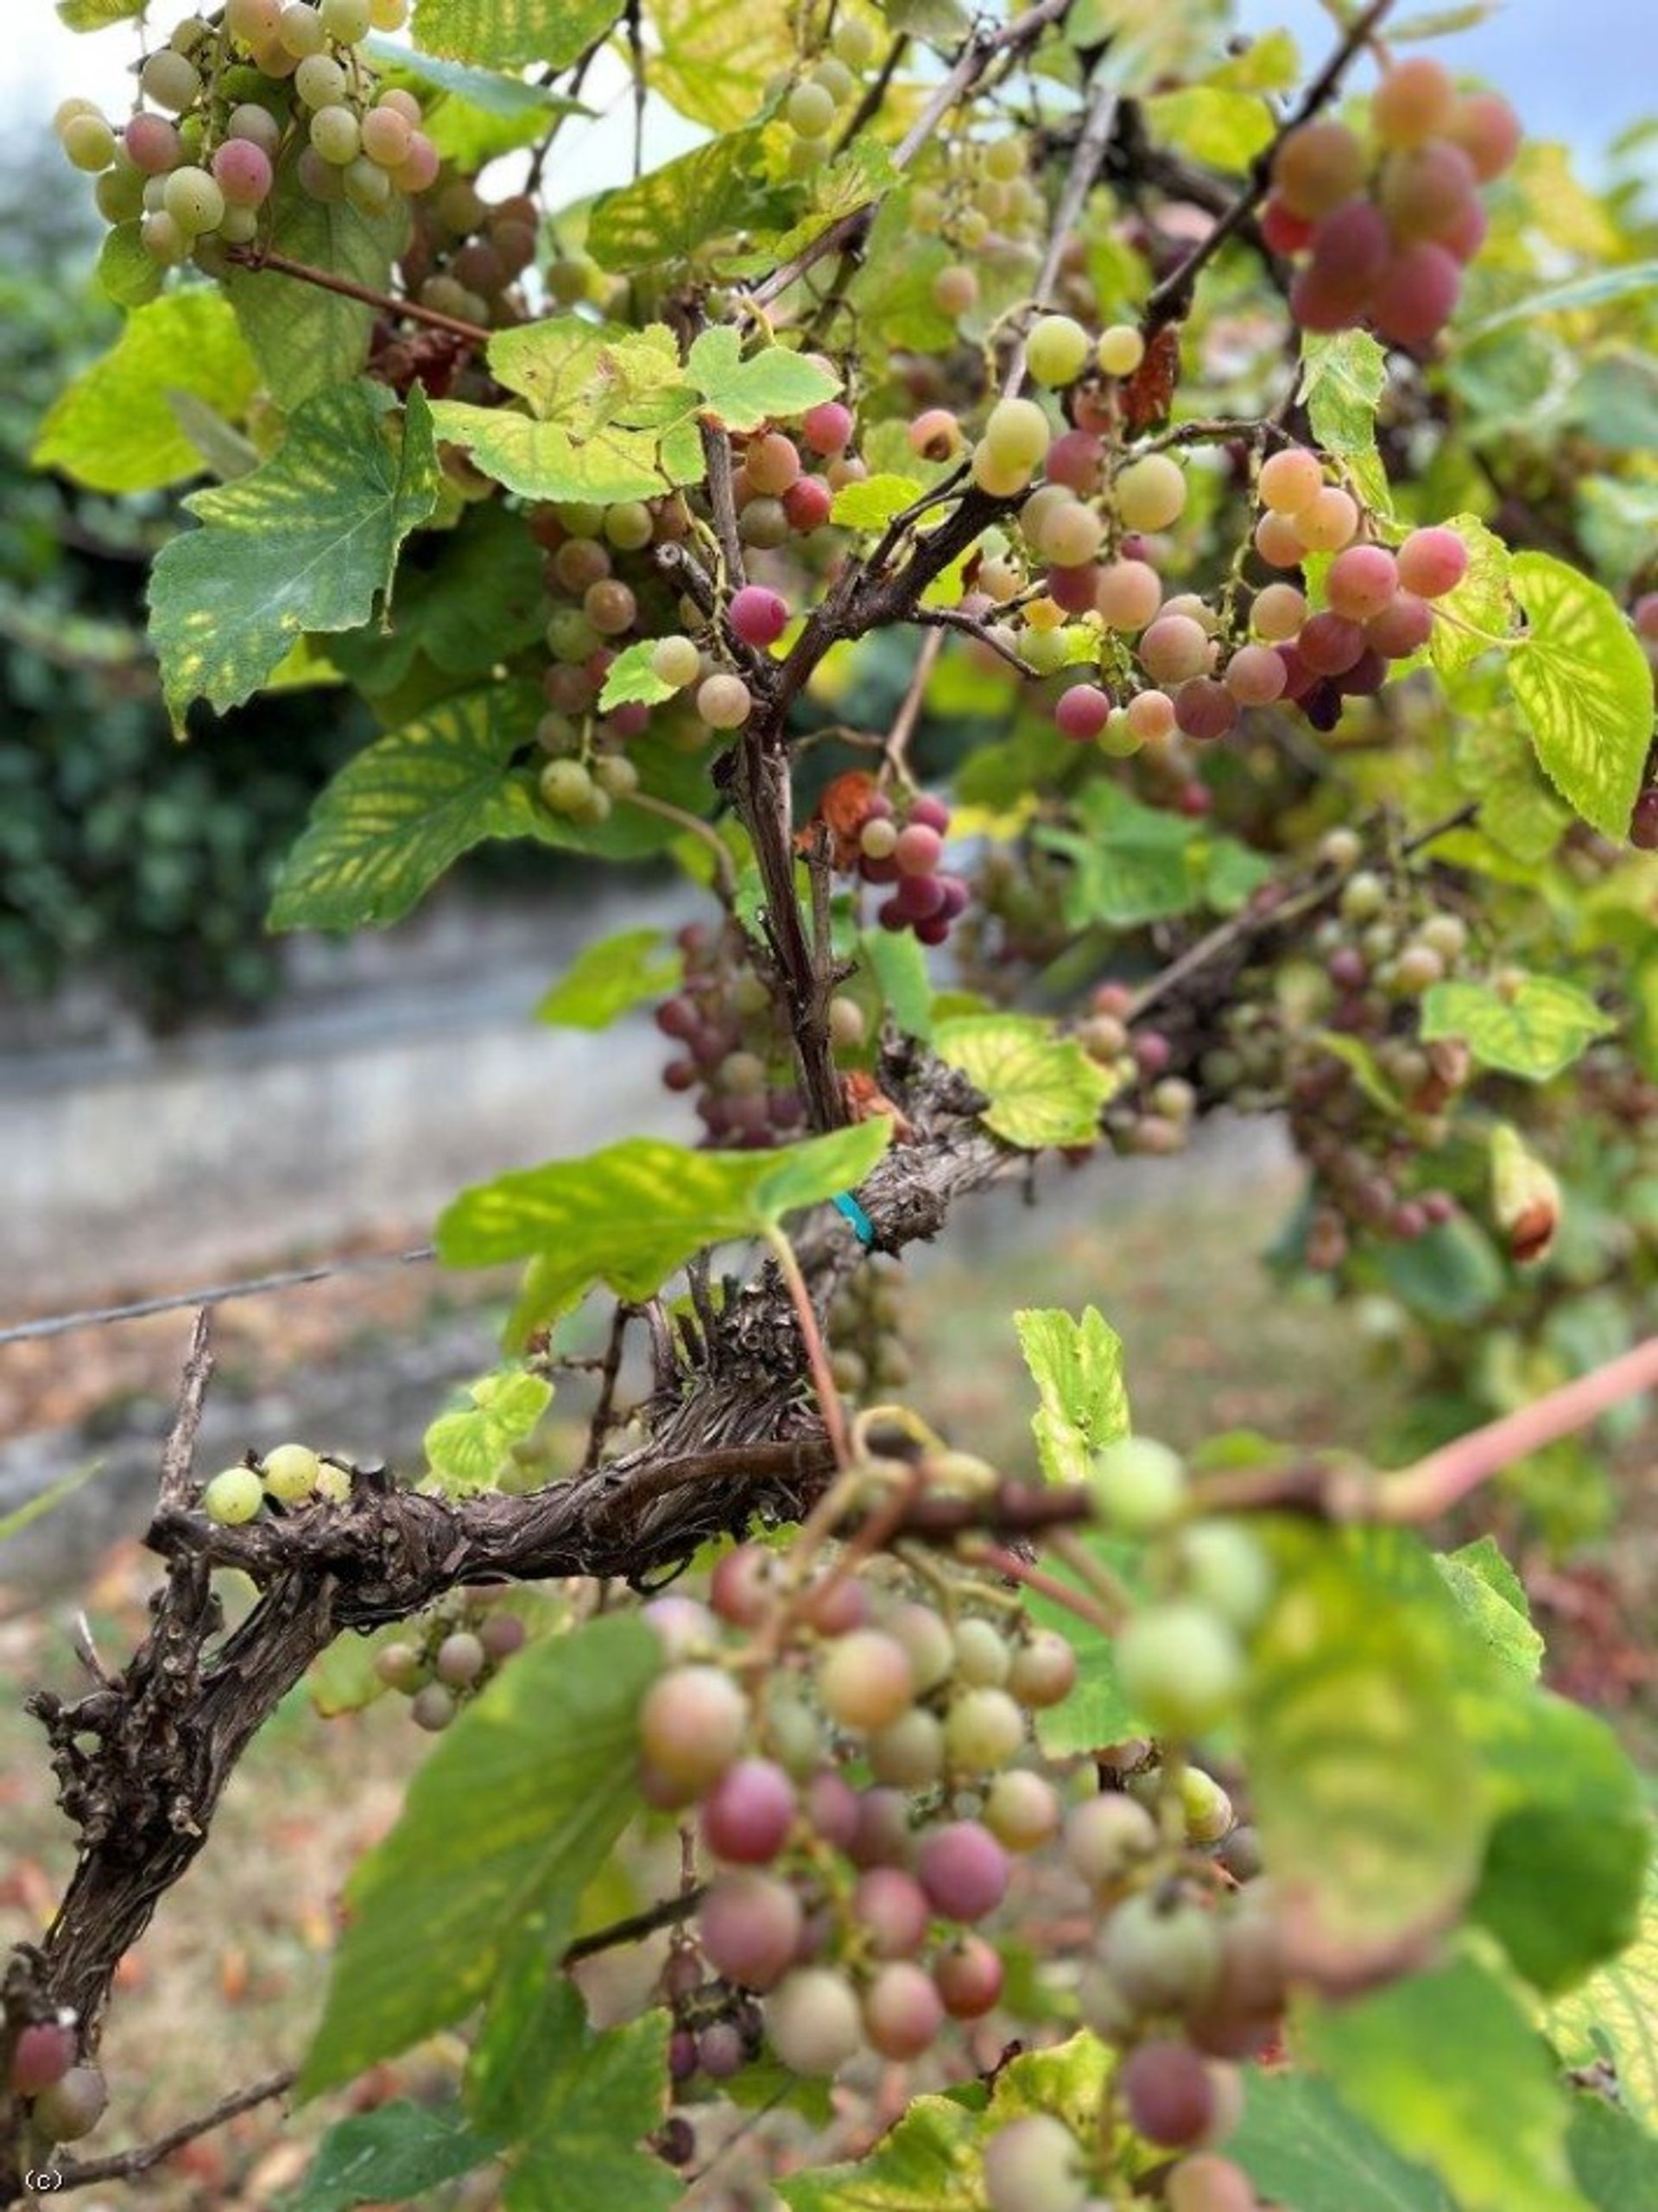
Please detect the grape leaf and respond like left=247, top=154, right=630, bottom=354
left=468, top=1973, right=675, bottom=2212
left=1545, top=1842, right=1658, bottom=2125
left=831, top=474, right=925, bottom=530
left=587, top=132, right=782, bottom=272
left=861, top=927, right=934, bottom=1042
left=1143, top=87, right=1274, bottom=170
left=1303, top=1955, right=1592, bottom=2212
left=1461, top=258, right=1658, bottom=337
left=1452, top=711, right=1570, bottom=866
left=1035, top=783, right=1207, bottom=928
left=598, top=641, right=677, bottom=711
left=1299, top=330, right=1391, bottom=514
left=1420, top=974, right=1617, bottom=1081
left=536, top=929, right=683, bottom=1029
left=423, top=1368, right=554, bottom=1495
left=280, top=2103, right=498, bottom=2211
left=438, top=1123, right=893, bottom=1297
left=35, top=295, right=257, bottom=496
left=1508, top=552, right=1655, bottom=840
left=94, top=222, right=163, bottom=308
left=149, top=383, right=440, bottom=723
left=300, top=1614, right=661, bottom=2095
left=1375, top=1215, right=1506, bottom=1325
left=933, top=1014, right=1112, bottom=1150
left=56, top=0, right=142, bottom=24
left=1425, top=515, right=1513, bottom=681
left=1230, top=2071, right=1455, bottom=2212
left=412, top=0, right=621, bottom=68
left=1566, top=2095, right=1658, bottom=2212
left=644, top=0, right=798, bottom=130
left=427, top=403, right=674, bottom=503
left=1014, top=1306, right=1130, bottom=1486
left=1435, top=1537, right=1544, bottom=1683
left=686, top=327, right=842, bottom=432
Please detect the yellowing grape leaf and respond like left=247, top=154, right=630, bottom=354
left=1014, top=1306, right=1130, bottom=1486
left=413, top=0, right=621, bottom=68
left=1508, top=552, right=1655, bottom=840
left=644, top=0, right=797, bottom=130
left=423, top=1368, right=553, bottom=1495
left=934, top=1014, right=1112, bottom=1150
left=1420, top=975, right=1617, bottom=1081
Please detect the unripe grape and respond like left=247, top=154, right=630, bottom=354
left=212, top=137, right=275, bottom=206
left=766, top=1966, right=863, bottom=2074
left=1168, top=2153, right=1259, bottom=2212
left=1395, top=526, right=1469, bottom=599
left=410, top=1683, right=456, bottom=1732
left=1177, top=1519, right=1274, bottom=1630
left=1090, top=1435, right=1187, bottom=1532
left=868, top=1708, right=946, bottom=1790
left=1026, top=314, right=1091, bottom=387
left=163, top=166, right=225, bottom=235
left=699, top=1870, right=803, bottom=1990
left=369, top=0, right=409, bottom=23
left=832, top=16, right=876, bottom=66
left=933, top=1932, right=1003, bottom=2019
left=1379, top=141, right=1479, bottom=244
left=863, top=1960, right=945, bottom=2060
left=885, top=1600, right=956, bottom=1695
left=1116, top=453, right=1187, bottom=531
left=1140, top=614, right=1211, bottom=686
left=480, top=1612, right=527, bottom=1660
left=320, top=0, right=374, bottom=37
left=638, top=1664, right=749, bottom=1790
left=1253, top=510, right=1306, bottom=569
left=204, top=1466, right=263, bottom=1524
left=1256, top=447, right=1323, bottom=516
left=227, top=104, right=282, bottom=156
left=853, top=1867, right=931, bottom=1959
left=540, top=759, right=593, bottom=816
left=1372, top=56, right=1457, bottom=149
left=915, top=1820, right=1009, bottom=1921
left=1097, top=323, right=1146, bottom=377
left=436, top=1630, right=486, bottom=1687
left=1117, top=1603, right=1244, bottom=1738
left=730, top=584, right=789, bottom=647
left=1420, top=911, right=1468, bottom=962
left=744, top=432, right=801, bottom=498
left=96, top=158, right=147, bottom=220
left=1127, top=688, right=1177, bottom=743
left=1040, top=502, right=1105, bottom=567
left=944, top=1686, right=1025, bottom=1773
left=279, top=2, right=327, bottom=56
left=261, top=1442, right=320, bottom=1502
left=142, top=208, right=188, bottom=263
left=1272, top=120, right=1365, bottom=217
left=983, top=2114, right=1089, bottom=2212
left=1121, top=2039, right=1218, bottom=2148
left=1102, top=1889, right=1222, bottom=2010
left=141, top=51, right=201, bottom=112
left=859, top=815, right=900, bottom=862
left=229, top=0, right=284, bottom=38
left=983, top=394, right=1052, bottom=476
left=935, top=263, right=980, bottom=317
left=701, top=1757, right=796, bottom=1863
left=309, top=104, right=362, bottom=165
left=787, top=79, right=837, bottom=137
left=697, top=673, right=753, bottom=729
left=31, top=2064, right=107, bottom=2145
left=984, top=1769, right=1062, bottom=1851
left=295, top=51, right=349, bottom=109
left=9, top=2022, right=76, bottom=2098
left=1064, top=1792, right=1157, bottom=1889
left=1009, top=1630, right=1077, bottom=1708
left=647, top=633, right=699, bottom=689
left=1289, top=496, right=1359, bottom=566
left=818, top=1628, right=915, bottom=1733
left=62, top=114, right=117, bottom=173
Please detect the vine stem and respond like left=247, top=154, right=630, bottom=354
left=958, top=1539, right=1122, bottom=1639
left=765, top=1226, right=851, bottom=1467
left=222, top=244, right=491, bottom=346
left=1144, top=0, right=1395, bottom=328
left=1376, top=1334, right=1658, bottom=1523
left=52, top=2070, right=297, bottom=2191
left=621, top=789, right=737, bottom=903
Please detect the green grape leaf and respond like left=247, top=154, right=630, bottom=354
left=468, top=1973, right=675, bottom=2212
left=1460, top=259, right=1658, bottom=337
left=300, top=1614, right=658, bottom=2095
left=1452, top=711, right=1571, bottom=865
left=1230, top=2071, right=1455, bottom=2212
left=598, top=640, right=678, bottom=711
left=1299, top=329, right=1391, bottom=515
left=1035, top=783, right=1206, bottom=928
left=269, top=685, right=540, bottom=932
left=94, top=222, right=164, bottom=308
left=1143, top=86, right=1273, bottom=170
left=1419, top=975, right=1617, bottom=1081
left=56, top=0, right=142, bottom=24
left=226, top=151, right=408, bottom=408
left=280, top=2102, right=498, bottom=2211
left=427, top=400, right=674, bottom=503
left=645, top=0, right=798, bottom=130
left=588, top=131, right=782, bottom=272
left=412, top=0, right=621, bottom=67
left=1508, top=551, right=1655, bottom=840
left=1545, top=1844, right=1658, bottom=2124
left=149, top=383, right=440, bottom=723
left=861, top=928, right=934, bottom=1042
left=438, top=1124, right=893, bottom=1297
left=777, top=2092, right=980, bottom=2210
left=1435, top=1536, right=1543, bottom=1683
left=1303, top=1955, right=1592, bottom=2212
left=933, top=1013, right=1113, bottom=1150
left=1241, top=1526, right=1488, bottom=1955
left=383, top=499, right=549, bottom=681
left=34, top=294, right=257, bottom=496
left=1014, top=1306, right=1130, bottom=1486
left=423, top=1367, right=554, bottom=1495
left=831, top=473, right=925, bottom=530
left=1566, top=2095, right=1658, bottom=2212
left=536, top=929, right=683, bottom=1029
left=1375, top=1215, right=1506, bottom=1325
left=1425, top=514, right=1514, bottom=681
left=686, top=327, right=842, bottom=432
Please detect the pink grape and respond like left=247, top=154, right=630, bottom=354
left=745, top=430, right=801, bottom=494
left=1250, top=582, right=1307, bottom=641
left=908, top=407, right=962, bottom=460
left=1370, top=242, right=1462, bottom=345
left=1326, top=544, right=1400, bottom=621
left=805, top=1769, right=859, bottom=1850
left=1257, top=447, right=1322, bottom=516
left=638, top=1664, right=748, bottom=1791
left=933, top=1933, right=1004, bottom=2018
left=1048, top=562, right=1101, bottom=615
left=1096, top=558, right=1162, bottom=631
left=710, top=1543, right=778, bottom=1626
left=984, top=1770, right=1062, bottom=1851
left=1448, top=92, right=1522, bottom=181
left=1379, top=142, right=1478, bottom=244
left=1261, top=197, right=1313, bottom=253
left=1306, top=197, right=1389, bottom=304
left=212, top=137, right=274, bottom=206
left=1336, top=647, right=1389, bottom=695
left=862, top=1962, right=945, bottom=2060
left=1121, top=2040, right=1219, bottom=2148
left=699, top=1870, right=804, bottom=1990
left=1272, top=120, right=1365, bottom=218
left=1372, top=56, right=1457, bottom=149
left=1223, top=644, right=1288, bottom=706
left=1055, top=683, right=1113, bottom=741
left=1297, top=485, right=1360, bottom=552
left=1128, top=688, right=1178, bottom=743
left=1008, top=1631, right=1077, bottom=1708
left=31, top=2065, right=107, bottom=2145
left=854, top=1867, right=932, bottom=1958
left=1395, top=526, right=1469, bottom=599
left=125, top=113, right=181, bottom=174
left=908, top=795, right=950, bottom=831
left=1440, top=194, right=1490, bottom=263
left=1140, top=613, right=1212, bottom=685
left=1253, top=510, right=1306, bottom=568
left=801, top=400, right=853, bottom=455
left=915, top=1820, right=1009, bottom=1922
left=730, top=585, right=789, bottom=647
left=9, top=2023, right=75, bottom=2098
left=1168, top=2154, right=1260, bottom=2212
left=893, top=822, right=944, bottom=877
left=849, top=1787, right=914, bottom=1869
left=701, top=1758, right=796, bottom=1863
left=1047, top=428, right=1104, bottom=492
left=784, top=474, right=832, bottom=530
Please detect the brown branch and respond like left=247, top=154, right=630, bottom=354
left=52, top=2069, right=296, bottom=2191
left=562, top=1888, right=706, bottom=1968
left=223, top=244, right=491, bottom=346
left=1144, top=0, right=1394, bottom=329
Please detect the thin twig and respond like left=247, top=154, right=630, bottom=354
left=223, top=245, right=490, bottom=346
left=766, top=1227, right=851, bottom=1467
left=0, top=1246, right=438, bottom=1347
left=622, top=789, right=737, bottom=904
left=883, top=629, right=946, bottom=784
left=561, top=1886, right=706, bottom=1967
left=53, top=2069, right=296, bottom=2190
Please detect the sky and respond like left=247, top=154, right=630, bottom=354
left=2, top=2, right=1647, bottom=194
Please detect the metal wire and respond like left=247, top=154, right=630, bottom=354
left=0, top=1245, right=438, bottom=1347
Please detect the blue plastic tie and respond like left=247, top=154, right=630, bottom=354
left=832, top=1191, right=876, bottom=1249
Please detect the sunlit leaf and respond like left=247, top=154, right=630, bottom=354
left=34, top=294, right=258, bottom=494
left=934, top=1013, right=1112, bottom=1150
left=1508, top=552, right=1655, bottom=840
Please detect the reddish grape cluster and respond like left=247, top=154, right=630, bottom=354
left=819, top=782, right=971, bottom=945
left=371, top=1587, right=528, bottom=1734
left=7, top=2018, right=107, bottom=2152
left=655, top=921, right=807, bottom=1149
left=1264, top=57, right=1521, bottom=345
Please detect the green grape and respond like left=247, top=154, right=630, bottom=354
left=1097, top=324, right=1146, bottom=377
left=1099, top=1887, right=1222, bottom=2010
left=1116, top=453, right=1187, bottom=532
left=943, top=1686, right=1026, bottom=1772
left=983, top=395, right=1052, bottom=474
left=983, top=2116, right=1090, bottom=2212
left=262, top=1442, right=320, bottom=1502
left=141, top=211, right=188, bottom=264
left=309, top=105, right=362, bottom=165
left=163, top=165, right=225, bottom=234
left=295, top=52, right=349, bottom=110
left=650, top=634, right=702, bottom=688
left=832, top=16, right=876, bottom=67
left=204, top=1467, right=263, bottom=1524
left=1180, top=1766, right=1235, bottom=1845
left=141, top=51, right=201, bottom=113
left=62, top=113, right=117, bottom=173
left=320, top=0, right=374, bottom=37
left=1116, top=1603, right=1244, bottom=1738
left=787, top=81, right=837, bottom=138
left=1176, top=1520, right=1273, bottom=1631
left=952, top=1617, right=1012, bottom=1687
left=1088, top=1435, right=1187, bottom=1533
left=1026, top=314, right=1091, bottom=387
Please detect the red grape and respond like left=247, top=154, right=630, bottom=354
left=699, top=1870, right=804, bottom=1990
left=1370, top=241, right=1462, bottom=345
left=701, top=1758, right=797, bottom=1863
left=1395, top=526, right=1470, bottom=599
left=916, top=1820, right=1010, bottom=1921
left=1121, top=2040, right=1218, bottom=2148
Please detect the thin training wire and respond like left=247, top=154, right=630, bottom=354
left=0, top=1245, right=439, bottom=1347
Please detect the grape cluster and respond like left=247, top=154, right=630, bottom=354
left=1265, top=57, right=1521, bottom=346
left=201, top=1440, right=352, bottom=1525
left=371, top=1588, right=528, bottom=1733
left=54, top=2, right=429, bottom=269
left=1077, top=983, right=1196, bottom=1161
left=6, top=2016, right=107, bottom=2152
left=775, top=15, right=882, bottom=178
left=400, top=177, right=540, bottom=334
left=919, top=139, right=1049, bottom=321
left=655, top=920, right=807, bottom=1149
left=814, top=776, right=972, bottom=946
left=827, top=1255, right=912, bottom=1403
